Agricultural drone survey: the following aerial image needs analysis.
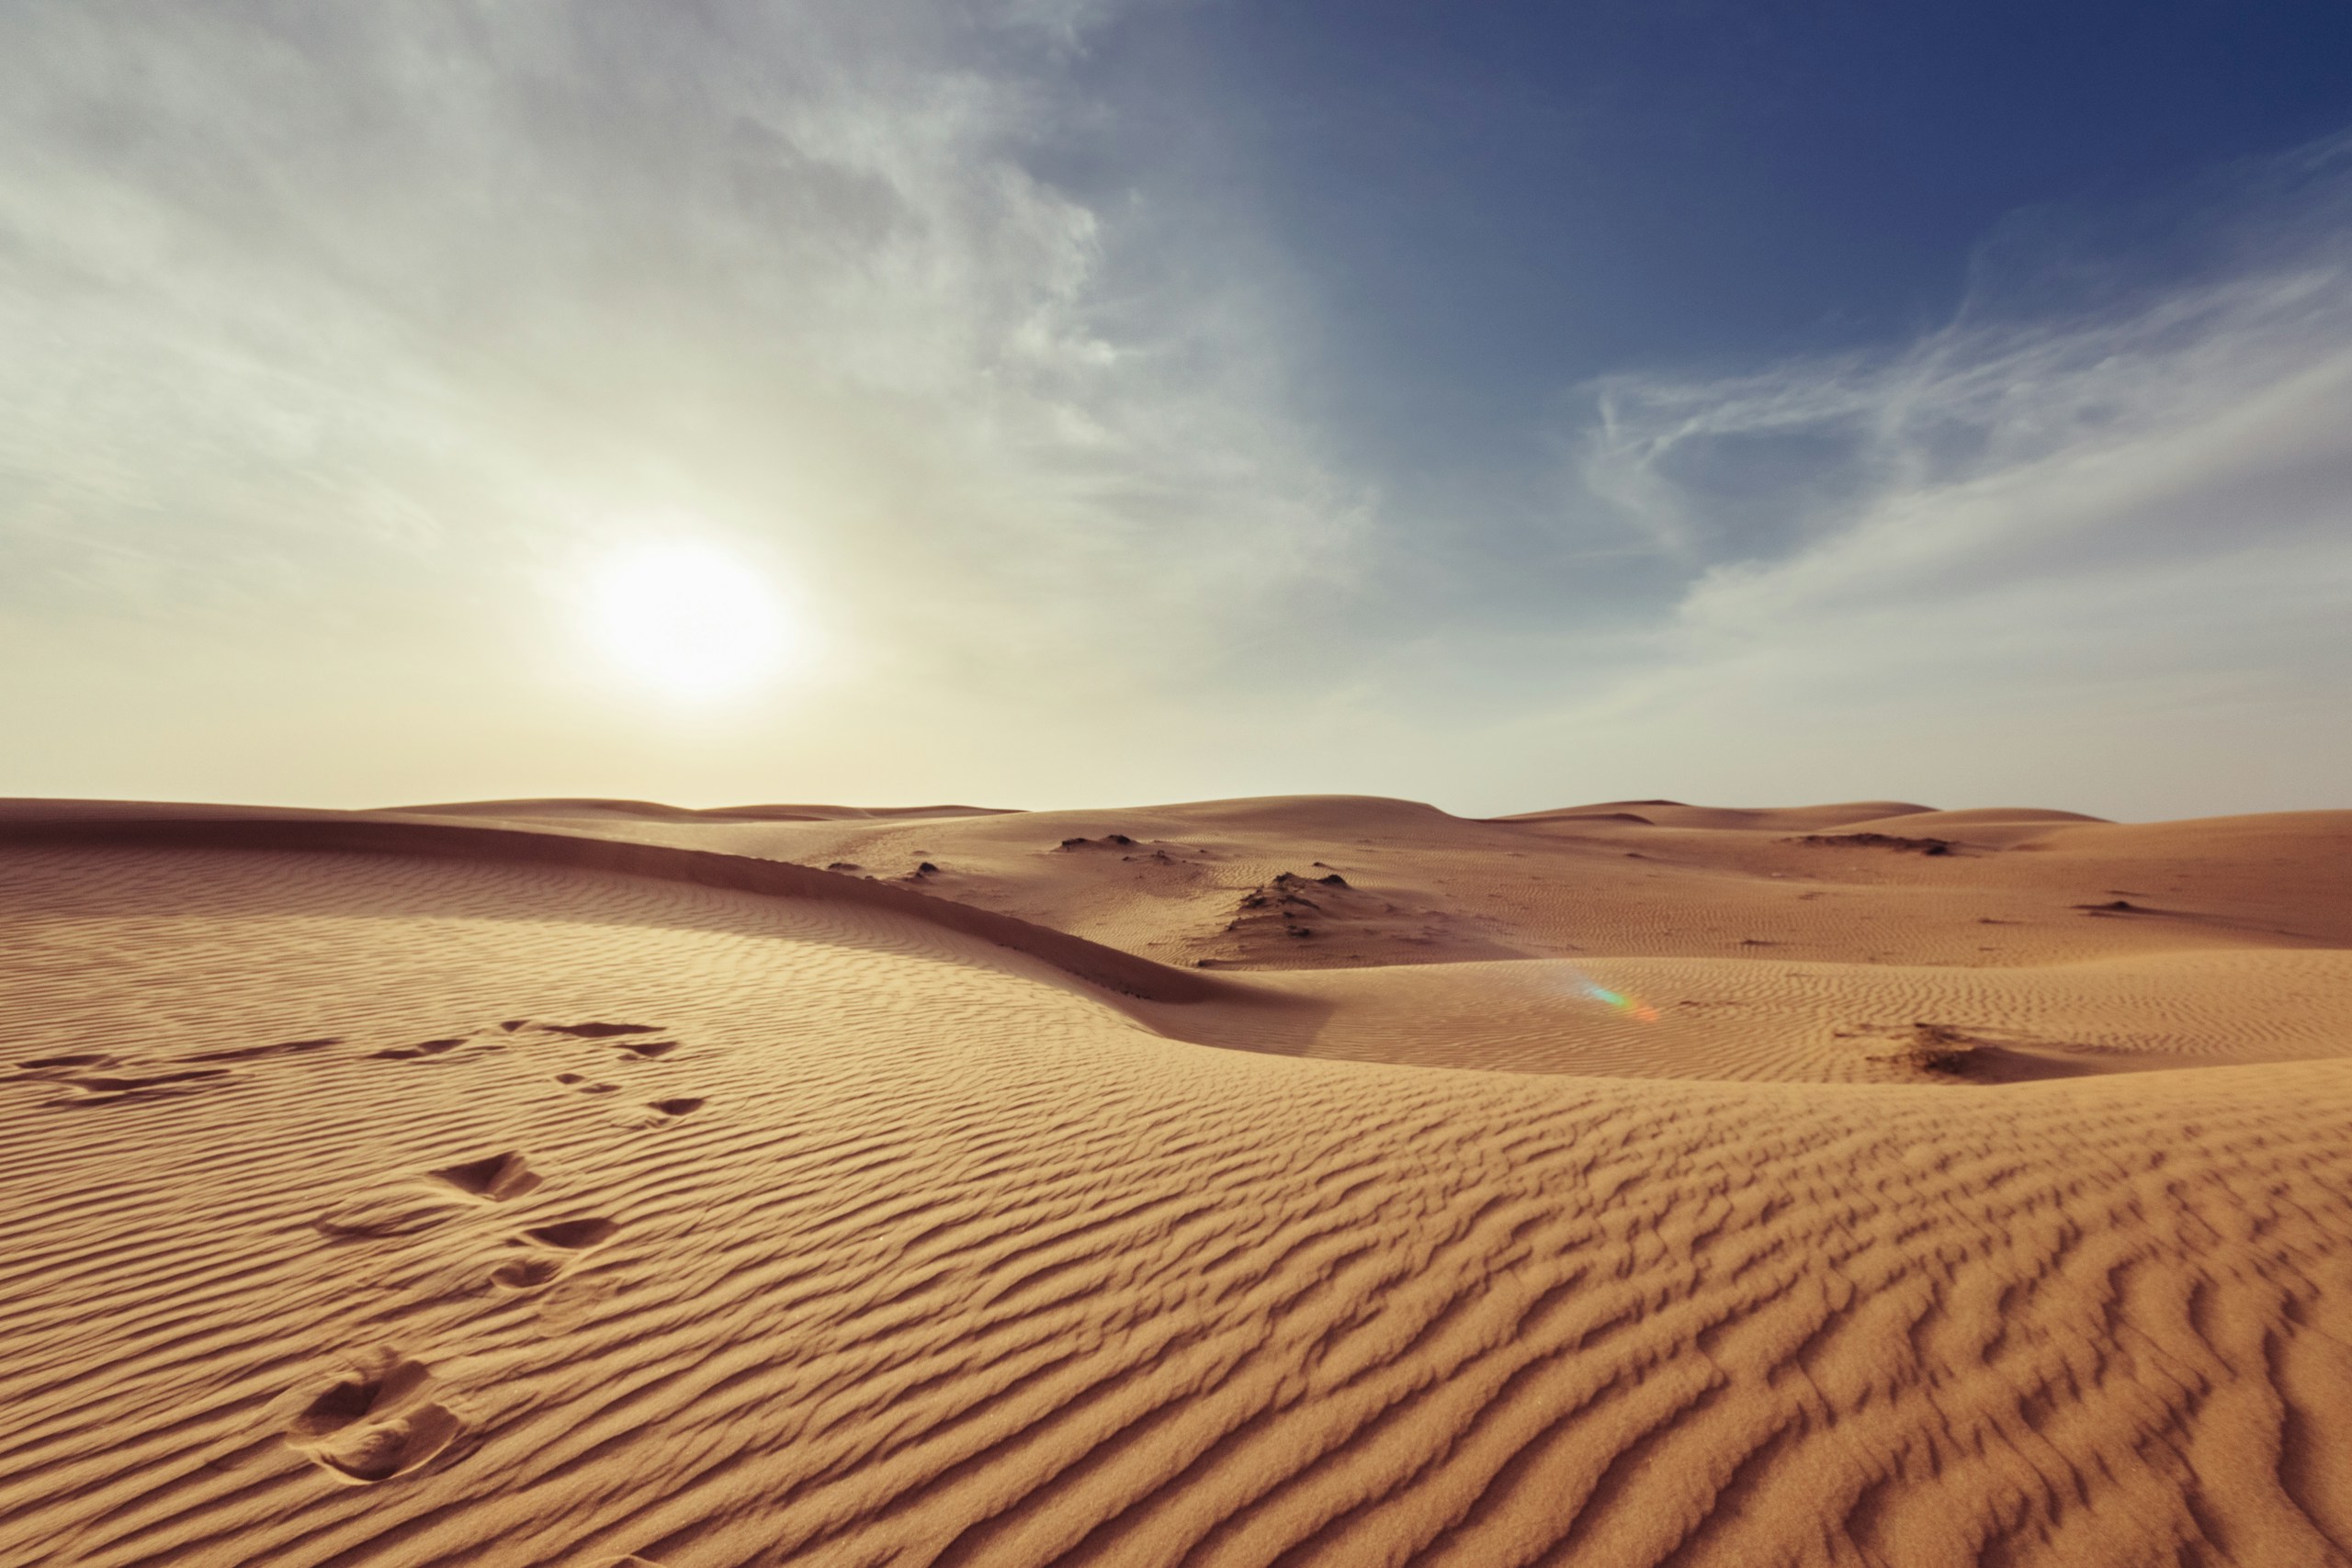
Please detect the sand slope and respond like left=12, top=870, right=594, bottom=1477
left=2, top=795, right=2349, bottom=1567
left=373, top=793, right=2352, bottom=969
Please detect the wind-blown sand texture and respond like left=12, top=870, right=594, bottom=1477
left=3, top=795, right=2349, bottom=1567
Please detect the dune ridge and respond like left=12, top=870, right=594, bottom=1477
left=383, top=799, right=1017, bottom=824
left=0, top=802, right=1235, bottom=1007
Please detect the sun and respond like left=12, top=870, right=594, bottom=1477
left=584, top=540, right=794, bottom=698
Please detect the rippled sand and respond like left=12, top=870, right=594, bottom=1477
left=4, top=795, right=2348, bottom=1567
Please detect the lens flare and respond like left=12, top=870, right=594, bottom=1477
left=1568, top=971, right=1660, bottom=1022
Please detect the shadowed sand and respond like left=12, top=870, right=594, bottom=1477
left=2, top=795, right=2349, bottom=1566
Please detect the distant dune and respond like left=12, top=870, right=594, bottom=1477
left=4, top=793, right=2350, bottom=1566
left=383, top=797, right=1017, bottom=824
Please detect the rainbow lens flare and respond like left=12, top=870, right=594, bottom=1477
left=1572, top=973, right=1660, bottom=1023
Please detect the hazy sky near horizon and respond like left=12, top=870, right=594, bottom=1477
left=6, top=2, right=2351, bottom=820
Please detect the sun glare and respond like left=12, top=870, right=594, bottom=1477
left=585, top=540, right=794, bottom=699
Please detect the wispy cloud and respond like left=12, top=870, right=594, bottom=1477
left=0, top=3, right=1360, bottom=704
left=2, top=8, right=2346, bottom=814
left=1495, top=137, right=2352, bottom=816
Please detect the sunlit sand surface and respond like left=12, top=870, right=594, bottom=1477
left=4, top=795, right=2349, bottom=1566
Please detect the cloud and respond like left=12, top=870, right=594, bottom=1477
left=4, top=6, right=2346, bottom=816
left=1501, top=135, right=2352, bottom=816
left=0, top=2, right=1363, bottom=703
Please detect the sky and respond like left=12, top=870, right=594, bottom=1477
left=4, top=0, right=2350, bottom=819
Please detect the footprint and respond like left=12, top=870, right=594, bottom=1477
left=506, top=1020, right=664, bottom=1039
left=552, top=1074, right=620, bottom=1095
left=431, top=1151, right=542, bottom=1201
left=490, top=1256, right=564, bottom=1291
left=63, top=1071, right=230, bottom=1092
left=526, top=1217, right=619, bottom=1249
left=615, top=1040, right=680, bottom=1060
left=488, top=1216, right=619, bottom=1294
left=48, top=1068, right=233, bottom=1106
left=319, top=1148, right=548, bottom=1236
left=649, top=1097, right=704, bottom=1118
left=286, top=1351, right=433, bottom=1437
left=372, top=1036, right=471, bottom=1061
left=283, top=1349, right=466, bottom=1483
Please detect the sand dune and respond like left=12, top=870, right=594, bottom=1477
left=3, top=795, right=2349, bottom=1566
left=386, top=799, right=1017, bottom=825
left=0, top=802, right=1235, bottom=1006
left=380, top=791, right=2352, bottom=968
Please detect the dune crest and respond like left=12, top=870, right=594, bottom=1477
left=0, top=802, right=1238, bottom=1007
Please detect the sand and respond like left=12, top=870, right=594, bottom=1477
left=2, top=794, right=2348, bottom=1566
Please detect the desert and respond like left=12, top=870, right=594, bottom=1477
left=5, top=794, right=2350, bottom=1566
left=11, top=6, right=2352, bottom=1565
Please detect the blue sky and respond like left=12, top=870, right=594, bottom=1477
left=1067, top=4, right=2352, bottom=407
left=3, top=2, right=2350, bottom=816
left=1057, top=0, right=2352, bottom=581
